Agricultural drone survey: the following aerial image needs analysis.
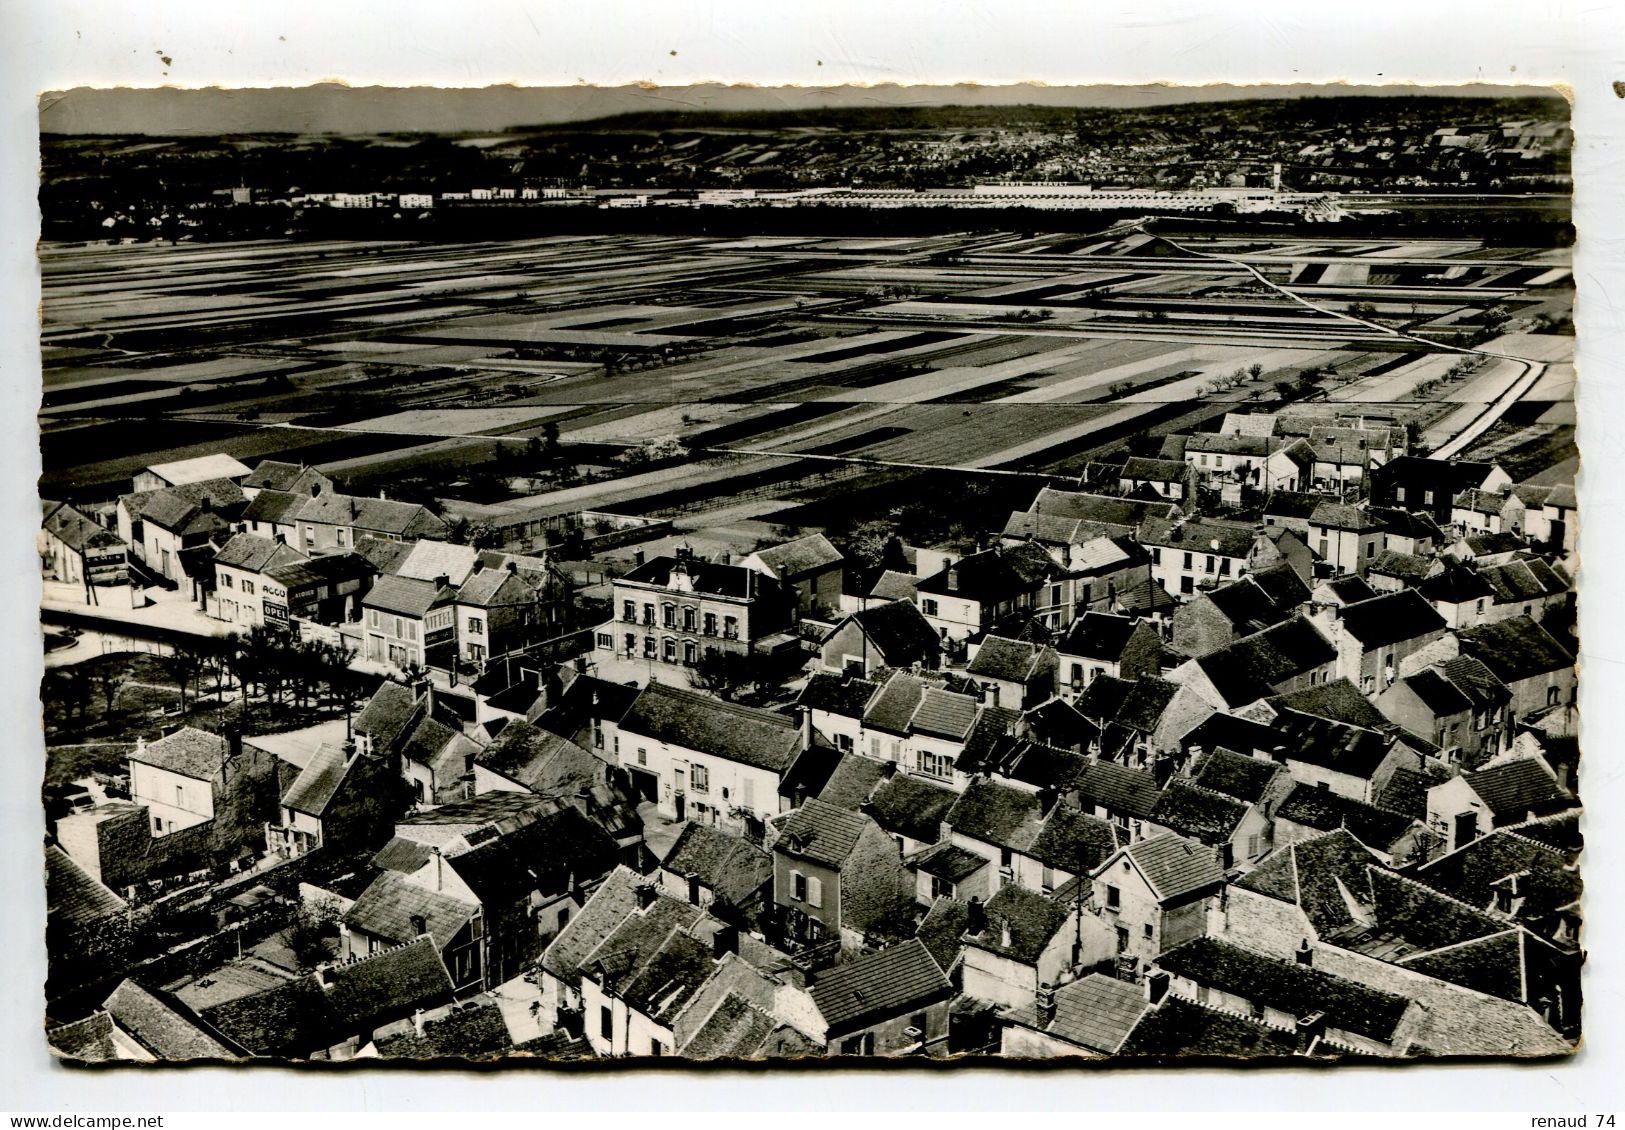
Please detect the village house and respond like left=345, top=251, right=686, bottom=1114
left=1455, top=615, right=1577, bottom=724
left=452, top=557, right=574, bottom=670
left=117, top=478, right=246, bottom=585
left=1167, top=616, right=1339, bottom=712
left=240, top=459, right=333, bottom=500
left=1451, top=488, right=1513, bottom=537
left=1271, top=783, right=1433, bottom=866
left=614, top=681, right=809, bottom=832
left=207, top=532, right=307, bottom=629
left=1170, top=562, right=1312, bottom=658
left=1091, top=833, right=1227, bottom=966
left=740, top=533, right=845, bottom=616
left=133, top=453, right=251, bottom=494
left=292, top=485, right=449, bottom=554
left=960, top=884, right=1111, bottom=1012
left=1505, top=482, right=1577, bottom=555
left=1411, top=817, right=1582, bottom=952
left=1306, top=502, right=1387, bottom=577
left=805, top=938, right=954, bottom=1056
left=659, top=822, right=774, bottom=926
left=770, top=798, right=915, bottom=951
left=1425, top=755, right=1577, bottom=852
left=1117, top=456, right=1198, bottom=502
left=818, top=599, right=942, bottom=676
left=997, top=971, right=1152, bottom=1058
left=1055, top=612, right=1166, bottom=698
left=1311, top=588, right=1448, bottom=694
left=264, top=739, right=404, bottom=860
left=40, top=502, right=128, bottom=588
left=1368, top=456, right=1513, bottom=525
left=1377, top=656, right=1513, bottom=768
left=352, top=681, right=484, bottom=807
left=966, top=635, right=1059, bottom=711
left=595, top=548, right=798, bottom=685
left=914, top=542, right=1064, bottom=646
left=261, top=552, right=378, bottom=628
left=362, top=575, right=455, bottom=672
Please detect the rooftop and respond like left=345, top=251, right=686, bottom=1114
left=809, top=938, right=950, bottom=1037
left=621, top=681, right=803, bottom=773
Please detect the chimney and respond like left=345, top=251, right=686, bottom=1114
left=946, top=567, right=958, bottom=592
left=507, top=561, right=518, bottom=574
left=633, top=549, right=645, bottom=566
left=720, top=551, right=731, bottom=566
left=1295, top=938, right=1314, bottom=967
left=349, top=499, right=359, bottom=521
left=1217, top=841, right=1235, bottom=871
left=434, top=573, right=450, bottom=589
left=225, top=725, right=243, bottom=762
left=999, top=918, right=1012, bottom=950
left=966, top=897, right=987, bottom=935
left=711, top=924, right=739, bottom=960
left=1035, top=983, right=1057, bottom=1027
left=1145, top=970, right=1171, bottom=1006
left=636, top=883, right=657, bottom=911
left=409, top=913, right=428, bottom=937
left=274, top=532, right=286, bottom=545
left=412, top=1008, right=425, bottom=1037
left=311, top=481, right=322, bottom=497
left=316, top=964, right=336, bottom=987
left=781, top=963, right=810, bottom=990
left=200, top=495, right=212, bottom=513
left=343, top=739, right=358, bottom=764
left=472, top=559, right=484, bottom=574
left=687, top=873, right=702, bottom=906
left=1151, top=753, right=1176, bottom=788
left=796, top=705, right=811, bottom=749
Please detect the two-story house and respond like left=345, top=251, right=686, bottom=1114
left=1377, top=656, right=1513, bottom=768
left=740, top=533, right=845, bottom=617
left=818, top=599, right=942, bottom=676
left=914, top=542, right=1064, bottom=647
left=1170, top=562, right=1312, bottom=658
left=361, top=575, right=457, bottom=672
left=771, top=798, right=914, bottom=952
left=207, top=532, right=307, bottom=630
left=1091, top=833, right=1226, bottom=967
left=292, top=485, right=449, bottom=555
left=1311, top=588, right=1448, bottom=695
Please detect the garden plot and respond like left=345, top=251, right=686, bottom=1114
left=342, top=405, right=580, bottom=436
left=995, top=343, right=1246, bottom=405
left=820, top=338, right=1136, bottom=404
left=1114, top=347, right=1326, bottom=403
left=1440, top=357, right=1529, bottom=404
left=1330, top=352, right=1459, bottom=402
left=562, top=402, right=785, bottom=445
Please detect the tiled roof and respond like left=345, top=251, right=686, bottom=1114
left=580, top=893, right=703, bottom=993
left=1139, top=517, right=1256, bottom=558
left=1415, top=826, right=1580, bottom=925
left=967, top=635, right=1048, bottom=683
left=1030, top=973, right=1148, bottom=1053
left=473, top=721, right=602, bottom=793
left=1073, top=674, right=1133, bottom=721
left=1075, top=760, right=1163, bottom=820
left=265, top=551, right=377, bottom=589
left=1318, top=574, right=1379, bottom=605
left=1309, top=501, right=1383, bottom=532
left=662, top=823, right=772, bottom=905
left=910, top=686, right=980, bottom=741
left=354, top=535, right=415, bottom=574
left=395, top=540, right=479, bottom=584
left=945, top=779, right=1043, bottom=851
left=1203, top=567, right=1310, bottom=635
left=749, top=533, right=843, bottom=578
left=1263, top=490, right=1324, bottom=520
left=241, top=488, right=307, bottom=527
left=1026, top=487, right=1178, bottom=529
left=620, top=554, right=781, bottom=601
left=281, top=742, right=355, bottom=817
left=621, top=682, right=803, bottom=773
left=1456, top=616, right=1575, bottom=683
left=47, top=1011, right=118, bottom=1062
left=618, top=929, right=716, bottom=1021
left=1149, top=781, right=1248, bottom=847
left=1462, top=757, right=1569, bottom=820
left=295, top=492, right=445, bottom=538
left=371, top=835, right=435, bottom=874
left=915, top=542, right=1061, bottom=602
left=1481, top=558, right=1569, bottom=603
left=868, top=569, right=920, bottom=602
left=1120, top=456, right=1190, bottom=482
left=1157, top=938, right=1410, bottom=1042
left=775, top=798, right=872, bottom=866
left=1022, top=699, right=1101, bottom=753
left=363, top=573, right=446, bottom=618
left=344, top=869, right=479, bottom=948
left=1119, top=995, right=1302, bottom=1058
left=866, top=772, right=957, bottom=845
left=681, top=992, right=779, bottom=1060
left=913, top=842, right=992, bottom=883
left=1268, top=677, right=1391, bottom=729
left=1190, top=748, right=1278, bottom=804
left=43, top=504, right=124, bottom=553
left=373, top=997, right=514, bottom=1060
left=800, top=673, right=881, bottom=720
left=1116, top=834, right=1226, bottom=902
left=131, top=726, right=228, bottom=782
left=1369, top=548, right=1437, bottom=583
left=45, top=845, right=127, bottom=928
left=1059, top=613, right=1137, bottom=662
left=1275, top=784, right=1417, bottom=850
left=914, top=897, right=973, bottom=976
left=447, top=808, right=620, bottom=908
left=862, top=671, right=927, bottom=734
left=815, top=753, right=890, bottom=809
left=963, top=884, right=1071, bottom=964
left=325, top=936, right=457, bottom=1038
left=1193, top=617, right=1336, bottom=708
left=1027, top=805, right=1122, bottom=873
left=1116, top=677, right=1181, bottom=733
left=541, top=866, right=643, bottom=981
left=1335, top=590, right=1446, bottom=647
left=809, top=938, right=950, bottom=1037
left=213, top=532, right=304, bottom=573
left=104, top=980, right=241, bottom=1061
left=1270, top=709, right=1397, bottom=779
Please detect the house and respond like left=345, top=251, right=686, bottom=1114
left=40, top=502, right=128, bottom=587
left=1261, top=489, right=1324, bottom=536
left=1452, top=488, right=1512, bottom=536
left=1182, top=432, right=1286, bottom=494
left=361, top=575, right=455, bottom=672
left=615, top=681, right=808, bottom=833
left=538, top=866, right=643, bottom=1034
left=207, top=532, right=307, bottom=629
left=1171, top=562, right=1312, bottom=658
left=960, top=884, right=1111, bottom=1011
left=1152, top=937, right=1420, bottom=1057
left=292, top=486, right=448, bottom=554
left=1263, top=707, right=1425, bottom=805
left=1168, top=616, right=1338, bottom=712
left=1426, top=755, right=1576, bottom=852
left=352, top=680, right=483, bottom=806
left=452, top=557, right=575, bottom=670
left=849, top=670, right=1015, bottom=790
left=740, top=533, right=845, bottom=616
left=997, top=971, right=1151, bottom=1058
left=1086, top=676, right=1214, bottom=767
left=914, top=542, right=1063, bottom=646
left=770, top=798, right=915, bottom=951
left=1367, top=549, right=1441, bottom=594
left=1505, top=482, right=1577, bottom=555
left=265, top=739, right=405, bottom=860
left=594, top=548, right=797, bottom=685
left=1009, top=487, right=1180, bottom=541
left=262, top=552, right=378, bottom=627
left=1221, top=831, right=1576, bottom=1052
left=240, top=489, right=309, bottom=544
left=966, top=635, right=1058, bottom=711
left=1272, top=783, right=1432, bottom=866
left=1455, top=616, right=1576, bottom=723
left=1091, top=833, right=1226, bottom=966
left=1370, top=506, right=1445, bottom=556
left=806, top=938, right=953, bottom=1056
left=1369, top=456, right=1513, bottom=524
left=470, top=719, right=607, bottom=798
left=97, top=980, right=243, bottom=1062
left=1312, top=588, right=1447, bottom=694
left=340, top=866, right=483, bottom=992
left=1117, top=456, right=1197, bottom=502
left=240, top=459, right=332, bottom=499
left=1148, top=780, right=1259, bottom=867
left=117, top=478, right=247, bottom=584
left=1306, top=503, right=1386, bottom=576
left=1055, top=613, right=1165, bottom=698
left=911, top=841, right=998, bottom=906
left=798, top=673, right=880, bottom=756
left=119, top=726, right=279, bottom=853
left=1411, top=819, right=1582, bottom=951
left=1138, top=517, right=1259, bottom=600
left=865, top=770, right=959, bottom=857
left=1377, top=657, right=1513, bottom=768
left=659, top=822, right=774, bottom=925
left=133, top=454, right=251, bottom=494
left=943, top=778, right=1046, bottom=885
left=203, top=936, right=456, bottom=1059
left=1474, top=556, right=1572, bottom=626
left=819, top=599, right=942, bottom=676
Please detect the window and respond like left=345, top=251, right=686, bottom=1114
left=175, top=784, right=185, bottom=806
left=1396, top=486, right=1407, bottom=502
left=683, top=606, right=696, bottom=631
left=742, top=778, right=754, bottom=809
left=1070, top=663, right=1084, bottom=688
left=1105, top=884, right=1121, bottom=910
left=623, top=633, right=636, bottom=655
left=917, top=750, right=953, bottom=779
left=1423, top=490, right=1434, bottom=505
left=558, top=907, right=571, bottom=929
left=930, top=875, right=956, bottom=900
left=221, top=574, right=233, bottom=589
left=1151, top=547, right=1162, bottom=565
left=690, top=764, right=709, bottom=793
left=1249, top=999, right=1265, bottom=1021
left=623, top=600, right=636, bottom=623
left=597, top=632, right=612, bottom=649
left=368, top=609, right=380, bottom=629
left=1180, top=576, right=1194, bottom=595
left=683, top=640, right=698, bottom=666
left=703, top=612, right=717, bottom=636
left=650, top=1038, right=665, bottom=1057
left=336, top=529, right=348, bottom=547
left=468, top=617, right=484, bottom=635
left=1115, top=926, right=1130, bottom=953
left=1219, top=558, right=1231, bottom=576
left=643, top=636, right=656, bottom=658
left=1143, top=923, right=1154, bottom=939
left=791, top=870, right=807, bottom=902
left=723, top=616, right=739, bottom=640
left=662, top=603, right=676, bottom=629
left=642, top=603, right=655, bottom=626
left=921, top=598, right=938, bottom=617
left=1041, top=866, right=1055, bottom=893
left=806, top=876, right=823, bottom=908
left=663, top=638, right=677, bottom=662
left=600, top=1006, right=613, bottom=1041
left=1182, top=552, right=1193, bottom=570
left=1367, top=542, right=1376, bottom=558
left=836, top=733, right=853, bottom=753
left=1205, top=555, right=1215, bottom=574
left=1000, top=847, right=1013, bottom=869
left=1548, top=685, right=1561, bottom=706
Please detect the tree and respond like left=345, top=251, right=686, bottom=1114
left=165, top=642, right=206, bottom=714
left=689, top=650, right=755, bottom=702
left=1248, top=362, right=1264, bottom=380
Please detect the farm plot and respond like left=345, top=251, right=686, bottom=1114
left=341, top=405, right=581, bottom=436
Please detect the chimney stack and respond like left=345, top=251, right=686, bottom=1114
left=966, top=897, right=987, bottom=935
left=636, top=883, right=657, bottom=911
left=1294, top=1010, right=1327, bottom=1055
left=1145, top=970, right=1171, bottom=1006
left=711, top=924, right=739, bottom=961
left=999, top=918, right=1012, bottom=950
left=412, top=1008, right=425, bottom=1037
left=1295, top=938, right=1314, bottom=967
left=1036, top=983, right=1057, bottom=1027
left=797, top=705, right=812, bottom=749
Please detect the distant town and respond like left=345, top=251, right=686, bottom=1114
left=39, top=94, right=1579, bottom=1065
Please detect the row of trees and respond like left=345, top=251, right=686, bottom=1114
left=158, top=629, right=373, bottom=730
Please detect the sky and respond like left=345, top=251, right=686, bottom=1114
left=37, top=82, right=1566, bottom=136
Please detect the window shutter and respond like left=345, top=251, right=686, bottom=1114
left=742, top=777, right=755, bottom=809
left=791, top=869, right=805, bottom=902
left=807, top=876, right=823, bottom=908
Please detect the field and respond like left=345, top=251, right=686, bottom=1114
left=40, top=226, right=1572, bottom=530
